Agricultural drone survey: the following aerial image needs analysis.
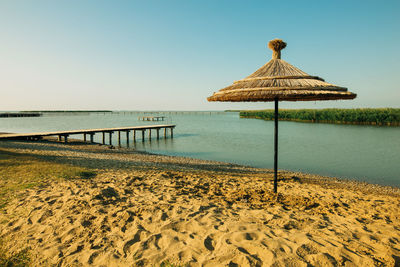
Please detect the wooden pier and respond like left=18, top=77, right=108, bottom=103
left=0, top=124, right=175, bottom=146
left=138, top=116, right=165, bottom=121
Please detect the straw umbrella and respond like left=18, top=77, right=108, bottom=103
left=207, top=39, right=356, bottom=193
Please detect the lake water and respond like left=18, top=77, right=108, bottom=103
left=1, top=111, right=399, bottom=187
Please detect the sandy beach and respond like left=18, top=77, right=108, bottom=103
left=0, top=140, right=400, bottom=266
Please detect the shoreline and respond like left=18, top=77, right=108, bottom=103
left=241, top=116, right=400, bottom=127
left=2, top=138, right=399, bottom=194
left=240, top=115, right=400, bottom=127
left=1, top=140, right=399, bottom=266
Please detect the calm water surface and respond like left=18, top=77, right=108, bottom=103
left=1, top=112, right=399, bottom=187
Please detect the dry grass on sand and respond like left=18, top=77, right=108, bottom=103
left=0, top=140, right=400, bottom=266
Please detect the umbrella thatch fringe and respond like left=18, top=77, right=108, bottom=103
left=208, top=57, right=356, bottom=102
left=207, top=89, right=356, bottom=102
left=221, top=59, right=345, bottom=92
left=222, top=80, right=347, bottom=91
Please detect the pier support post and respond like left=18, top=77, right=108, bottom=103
left=171, top=128, right=173, bottom=138
left=118, top=131, right=121, bottom=147
left=109, top=132, right=112, bottom=146
left=58, top=135, right=62, bottom=142
left=133, top=130, right=136, bottom=143
left=90, top=133, right=94, bottom=143
left=126, top=131, right=130, bottom=147
left=64, top=135, right=68, bottom=143
left=148, top=129, right=151, bottom=141
left=164, top=128, right=167, bottom=138
left=142, top=130, right=145, bottom=142
left=84, top=134, right=87, bottom=142
left=156, top=129, right=160, bottom=139
left=102, top=132, right=105, bottom=145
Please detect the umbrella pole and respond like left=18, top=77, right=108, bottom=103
left=274, top=98, right=278, bottom=193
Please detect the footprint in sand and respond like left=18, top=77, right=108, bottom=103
left=233, top=232, right=259, bottom=243
left=141, top=233, right=162, bottom=250
left=310, top=253, right=338, bottom=266
left=283, top=220, right=302, bottom=230
left=245, top=232, right=258, bottom=241
left=47, top=199, right=57, bottom=205
left=235, top=247, right=263, bottom=266
left=296, top=243, right=319, bottom=258
left=204, top=235, right=215, bottom=251
left=37, top=209, right=53, bottom=223
left=68, top=244, right=84, bottom=256
left=88, top=251, right=100, bottom=264
left=123, top=230, right=142, bottom=256
left=161, top=212, right=168, bottom=221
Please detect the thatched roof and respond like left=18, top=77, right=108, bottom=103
left=207, top=39, right=357, bottom=102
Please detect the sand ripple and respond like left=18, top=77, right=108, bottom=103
left=1, top=141, right=400, bottom=266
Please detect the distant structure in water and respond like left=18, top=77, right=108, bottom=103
left=138, top=116, right=166, bottom=121
left=0, top=113, right=42, bottom=118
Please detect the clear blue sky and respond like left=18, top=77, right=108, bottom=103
left=1, top=0, right=399, bottom=111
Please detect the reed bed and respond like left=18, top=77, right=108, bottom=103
left=240, top=108, right=400, bottom=126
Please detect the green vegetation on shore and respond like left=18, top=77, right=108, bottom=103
left=0, top=149, right=96, bottom=265
left=0, top=242, right=29, bottom=267
left=240, top=108, right=400, bottom=126
left=0, top=149, right=96, bottom=211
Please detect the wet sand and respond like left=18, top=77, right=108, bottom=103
left=0, top=140, right=400, bottom=266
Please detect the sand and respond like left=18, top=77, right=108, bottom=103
left=1, top=140, right=400, bottom=266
